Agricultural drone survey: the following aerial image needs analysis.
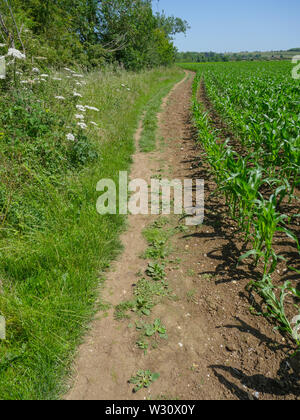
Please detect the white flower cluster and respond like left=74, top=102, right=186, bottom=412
left=47, top=68, right=100, bottom=136
left=7, top=48, right=26, bottom=60
left=66, top=133, right=75, bottom=142
left=85, top=106, right=99, bottom=112
left=75, top=114, right=85, bottom=120
left=77, top=122, right=88, bottom=130
left=76, top=105, right=86, bottom=112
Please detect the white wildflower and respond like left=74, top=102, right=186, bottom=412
left=16, top=71, right=23, bottom=75
left=20, top=80, right=29, bottom=84
left=64, top=67, right=75, bottom=73
left=66, top=133, right=75, bottom=142
left=75, top=114, right=85, bottom=120
left=85, top=106, right=99, bottom=112
left=90, top=121, right=98, bottom=127
left=121, top=84, right=125, bottom=87
left=7, top=48, right=26, bottom=60
left=73, top=92, right=83, bottom=98
left=0, top=43, right=6, bottom=48
left=40, top=78, right=47, bottom=82
left=55, top=96, right=65, bottom=100
left=32, top=67, right=40, bottom=73
left=52, top=77, right=62, bottom=81
left=76, top=82, right=82, bottom=86
left=73, top=74, right=84, bottom=78
left=40, top=74, right=49, bottom=78
left=77, top=122, right=87, bottom=129
left=76, top=105, right=86, bottom=112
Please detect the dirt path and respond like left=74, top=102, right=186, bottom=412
left=66, top=72, right=300, bottom=401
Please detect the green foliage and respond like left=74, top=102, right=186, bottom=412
left=135, top=319, right=167, bottom=354
left=146, top=262, right=166, bottom=282
left=1, top=0, right=188, bottom=69
left=0, top=65, right=183, bottom=399
left=137, top=318, right=167, bottom=338
left=187, top=61, right=300, bottom=350
left=115, top=274, right=171, bottom=320
left=129, top=370, right=160, bottom=393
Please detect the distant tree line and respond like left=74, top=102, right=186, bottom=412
left=0, top=0, right=189, bottom=69
left=176, top=50, right=298, bottom=63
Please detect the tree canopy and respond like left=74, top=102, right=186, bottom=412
left=0, top=0, right=189, bottom=69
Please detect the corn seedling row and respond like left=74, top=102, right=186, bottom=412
left=185, top=62, right=300, bottom=351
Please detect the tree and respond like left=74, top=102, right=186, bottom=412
left=1, top=0, right=189, bottom=69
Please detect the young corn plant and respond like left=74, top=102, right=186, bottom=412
left=249, top=276, right=300, bottom=349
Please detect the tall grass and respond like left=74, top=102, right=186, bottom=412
left=0, top=66, right=184, bottom=400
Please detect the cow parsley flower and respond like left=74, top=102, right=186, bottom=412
left=7, top=48, right=26, bottom=60
left=90, top=121, right=98, bottom=127
left=77, top=122, right=87, bottom=129
left=40, top=74, right=49, bottom=78
left=73, top=92, right=83, bottom=98
left=66, top=133, right=75, bottom=141
left=85, top=106, right=99, bottom=112
left=76, top=105, right=86, bottom=112
left=32, top=67, right=40, bottom=73
left=64, top=67, right=75, bottom=73
left=75, top=114, right=85, bottom=120
left=55, top=96, right=65, bottom=100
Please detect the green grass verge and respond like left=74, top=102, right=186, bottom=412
left=0, top=66, right=184, bottom=400
left=139, top=73, right=184, bottom=152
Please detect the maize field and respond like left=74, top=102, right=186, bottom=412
left=180, top=61, right=300, bottom=351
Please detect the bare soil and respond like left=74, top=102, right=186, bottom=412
left=66, top=72, right=300, bottom=401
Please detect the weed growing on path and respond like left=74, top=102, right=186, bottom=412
left=129, top=370, right=160, bottom=393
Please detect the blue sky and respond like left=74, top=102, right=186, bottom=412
left=152, top=0, right=300, bottom=52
